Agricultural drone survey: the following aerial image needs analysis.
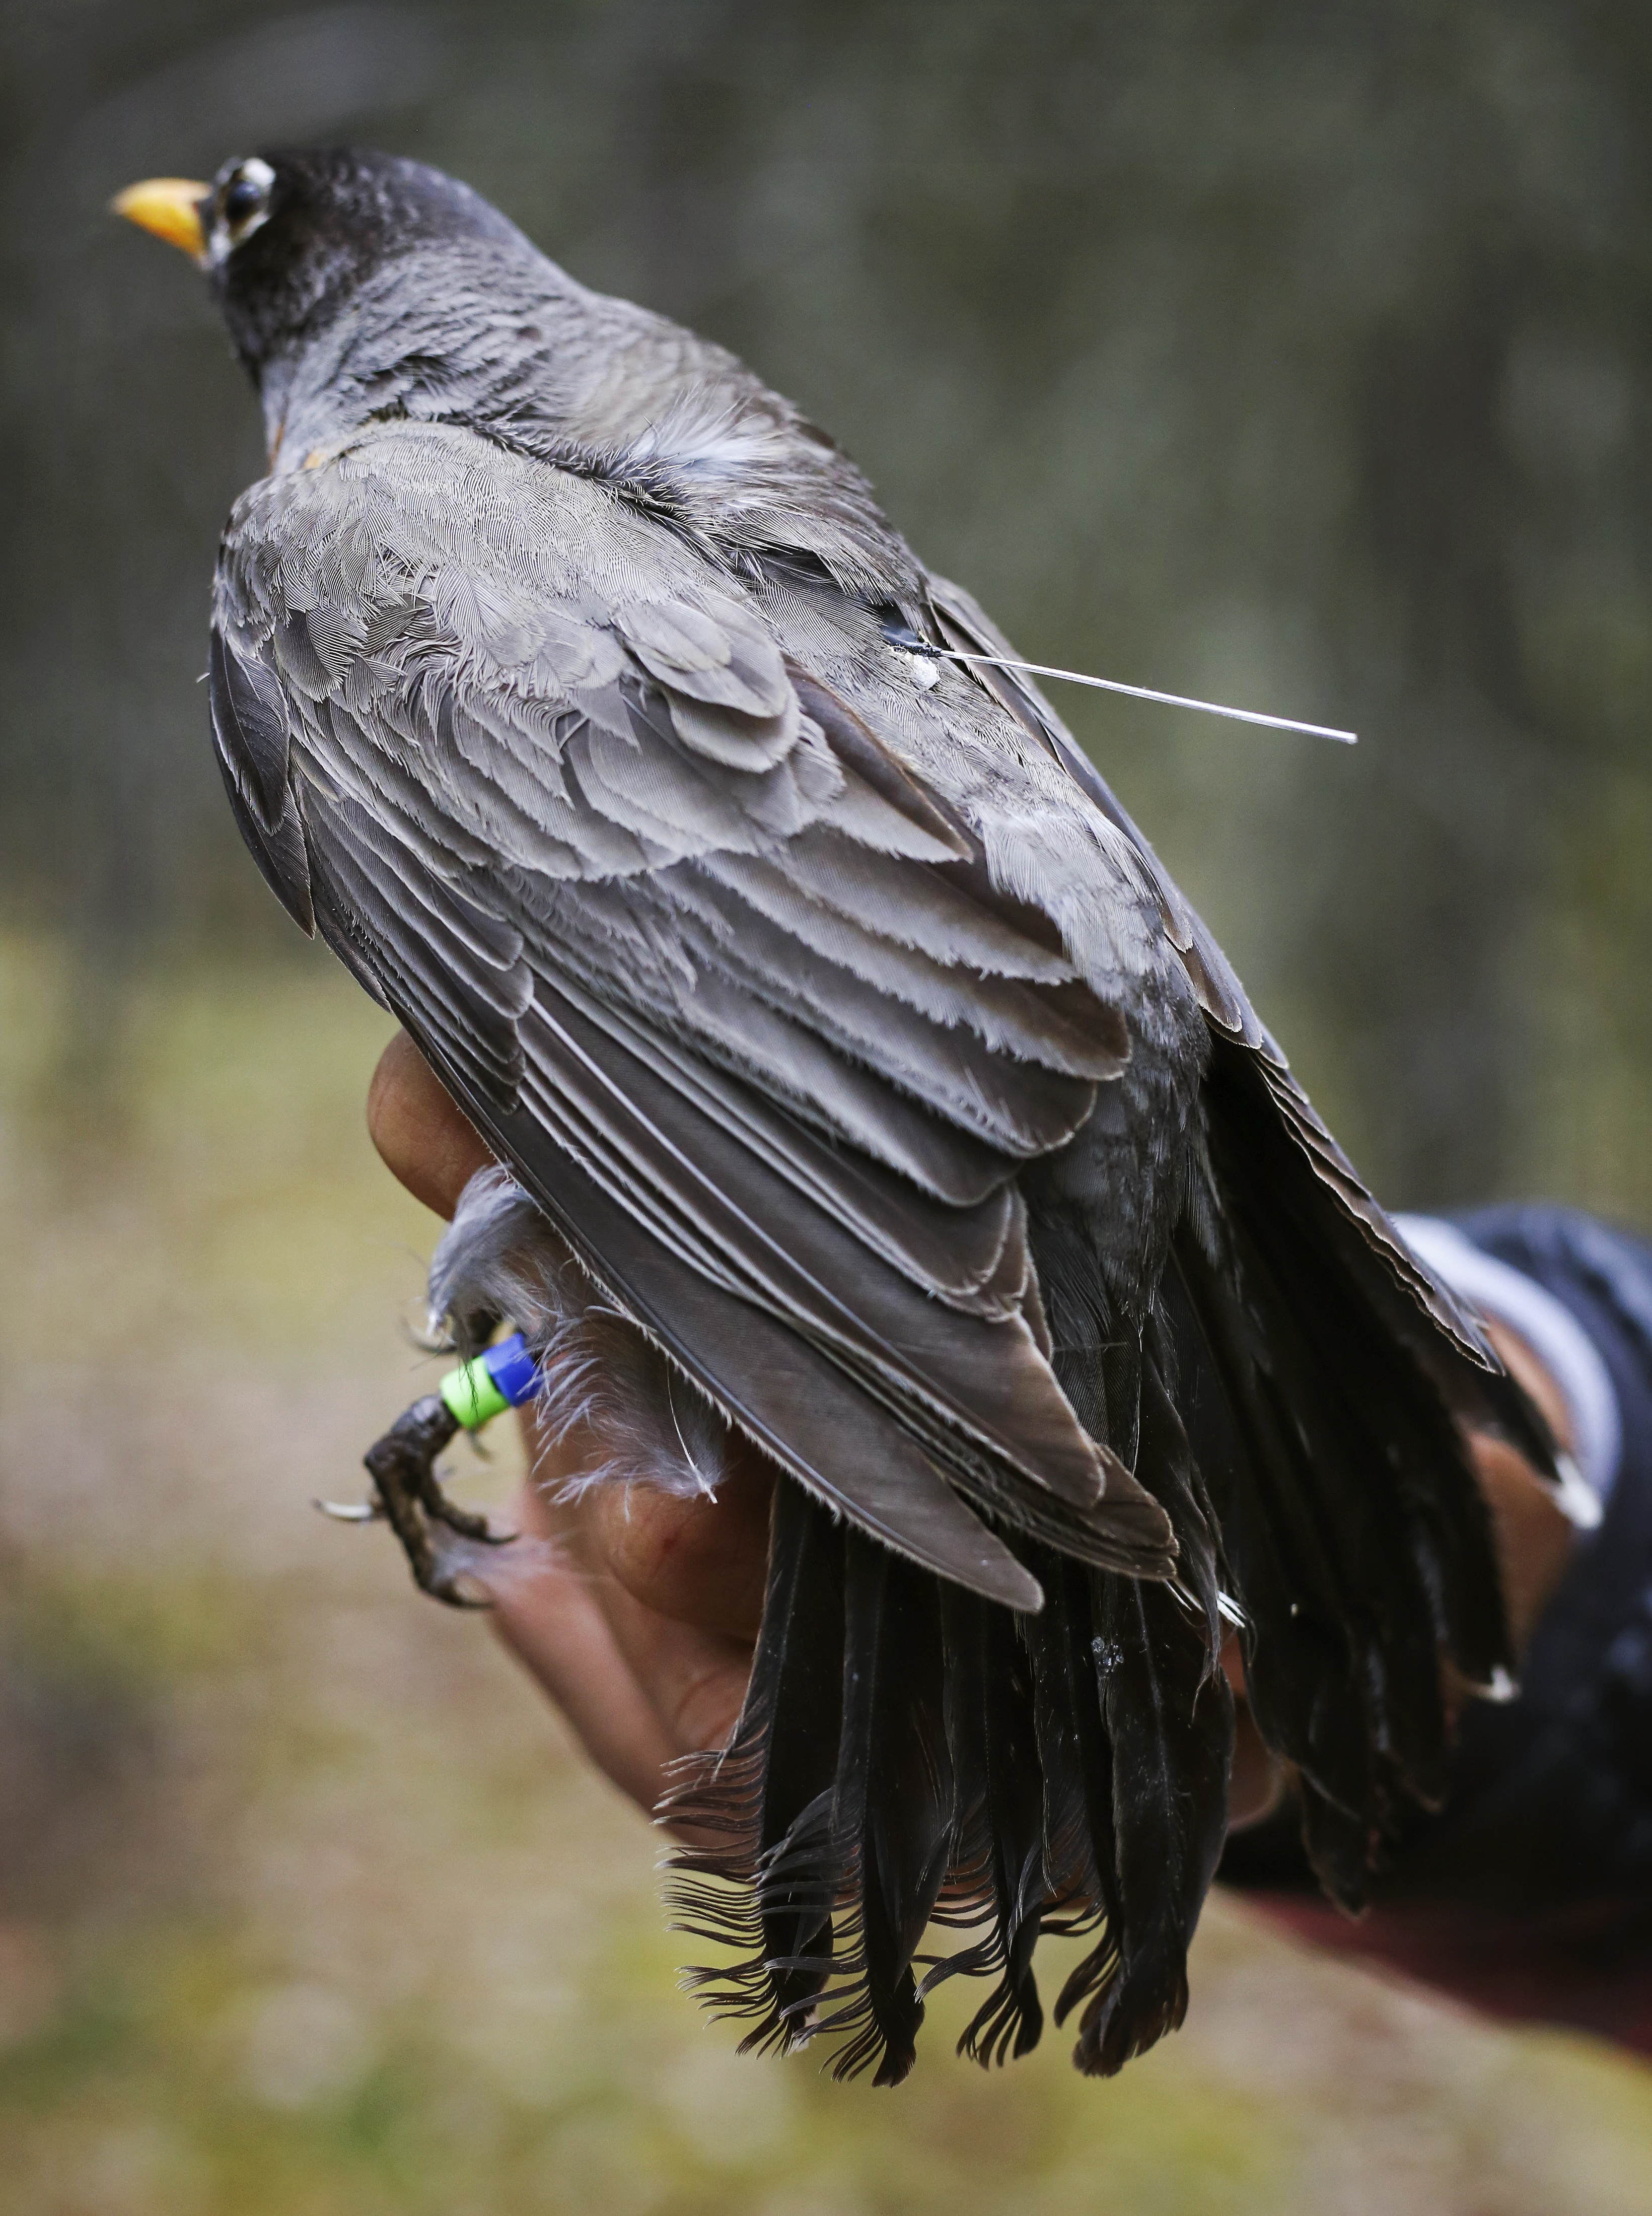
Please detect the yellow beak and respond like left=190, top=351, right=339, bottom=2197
left=112, top=178, right=209, bottom=261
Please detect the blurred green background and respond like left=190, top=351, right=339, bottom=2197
left=3, top=3, right=1651, bottom=2209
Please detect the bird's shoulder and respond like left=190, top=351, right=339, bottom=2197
left=221, top=423, right=1132, bottom=840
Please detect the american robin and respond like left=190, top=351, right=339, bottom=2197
left=115, top=153, right=1554, bottom=2082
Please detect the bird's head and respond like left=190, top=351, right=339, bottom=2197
left=114, top=148, right=528, bottom=392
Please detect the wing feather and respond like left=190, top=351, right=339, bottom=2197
left=212, top=419, right=1177, bottom=1597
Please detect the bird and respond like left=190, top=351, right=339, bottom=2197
left=115, top=150, right=1555, bottom=2085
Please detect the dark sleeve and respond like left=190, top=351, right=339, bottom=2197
left=1218, top=1206, right=1652, bottom=2050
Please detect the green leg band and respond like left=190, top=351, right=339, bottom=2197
left=439, top=1357, right=511, bottom=1430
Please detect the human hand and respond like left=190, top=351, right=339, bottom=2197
left=368, top=1029, right=765, bottom=1829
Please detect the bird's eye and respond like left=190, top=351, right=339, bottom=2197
left=215, top=157, right=275, bottom=249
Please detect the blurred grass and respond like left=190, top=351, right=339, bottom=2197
left=2, top=930, right=1651, bottom=2216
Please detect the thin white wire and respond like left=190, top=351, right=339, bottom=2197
left=929, top=648, right=1357, bottom=743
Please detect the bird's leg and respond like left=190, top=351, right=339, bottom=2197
left=336, top=1327, right=544, bottom=1606
left=360, top=1393, right=509, bottom=1608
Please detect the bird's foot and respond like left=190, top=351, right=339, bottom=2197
left=340, top=1394, right=512, bottom=1607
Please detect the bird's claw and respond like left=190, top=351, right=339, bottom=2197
left=359, top=1393, right=514, bottom=1608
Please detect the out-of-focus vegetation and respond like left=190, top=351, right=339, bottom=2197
left=3, top=4, right=1652, bottom=2209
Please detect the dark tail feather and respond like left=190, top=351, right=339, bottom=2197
left=922, top=1588, right=1051, bottom=2066
left=1171, top=1036, right=1512, bottom=1906
left=669, top=1491, right=955, bottom=2085
left=1164, top=1236, right=1377, bottom=1899
left=670, top=1387, right=1231, bottom=2084
left=666, top=1479, right=847, bottom=2051
left=1028, top=1556, right=1121, bottom=2016
left=814, top=1531, right=954, bottom=2084
left=1054, top=1343, right=1233, bottom=2074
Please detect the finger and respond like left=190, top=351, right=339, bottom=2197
left=1222, top=1632, right=1285, bottom=1830
left=487, top=1486, right=750, bottom=1836
left=528, top=1453, right=759, bottom=1751
left=1467, top=1431, right=1576, bottom=1656
left=484, top=1498, right=680, bottom=1815
left=519, top=1386, right=773, bottom=1639
left=582, top=1455, right=774, bottom=1642
left=518, top=1413, right=761, bottom=1758
left=593, top=1577, right=754, bottom=1757
left=1481, top=1317, right=1573, bottom=1455
left=367, top=1027, right=494, bottom=1218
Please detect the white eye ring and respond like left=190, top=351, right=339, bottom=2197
left=209, top=156, right=275, bottom=261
